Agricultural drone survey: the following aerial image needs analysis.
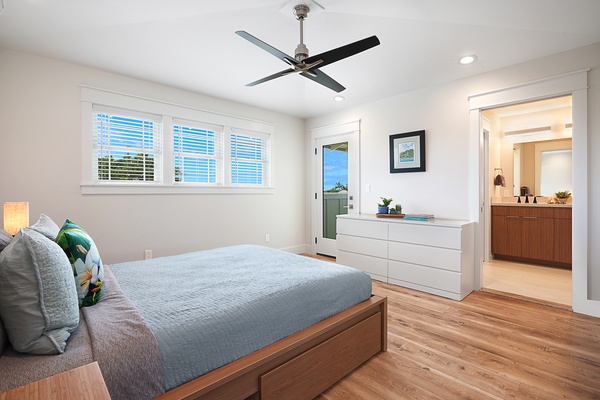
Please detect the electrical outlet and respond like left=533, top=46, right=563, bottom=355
left=503, top=189, right=509, bottom=197
left=265, top=234, right=270, bottom=242
left=365, top=184, right=371, bottom=193
left=144, top=249, right=152, bottom=260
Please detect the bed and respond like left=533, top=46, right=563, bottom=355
left=0, top=221, right=387, bottom=400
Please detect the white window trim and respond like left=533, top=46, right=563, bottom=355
left=81, top=86, right=275, bottom=195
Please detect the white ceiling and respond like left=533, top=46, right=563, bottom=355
left=1, top=0, right=599, bottom=119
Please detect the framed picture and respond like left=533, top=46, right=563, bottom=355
left=389, top=130, right=426, bottom=173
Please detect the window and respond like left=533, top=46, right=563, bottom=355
left=231, top=130, right=271, bottom=186
left=81, top=86, right=274, bottom=194
left=92, top=106, right=162, bottom=183
left=173, top=120, right=223, bottom=184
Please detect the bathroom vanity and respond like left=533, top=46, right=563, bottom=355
left=491, top=204, right=572, bottom=268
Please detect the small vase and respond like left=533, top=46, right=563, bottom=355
left=377, top=206, right=389, bottom=214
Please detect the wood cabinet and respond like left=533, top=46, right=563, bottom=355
left=337, top=214, right=474, bottom=300
left=491, top=205, right=571, bottom=267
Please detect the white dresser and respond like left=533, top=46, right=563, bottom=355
left=336, top=214, right=475, bottom=300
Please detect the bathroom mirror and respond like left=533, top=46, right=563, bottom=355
left=513, top=138, right=572, bottom=197
left=485, top=95, right=572, bottom=200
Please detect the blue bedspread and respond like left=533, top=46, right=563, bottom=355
left=109, top=245, right=372, bottom=391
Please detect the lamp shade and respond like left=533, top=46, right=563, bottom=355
left=3, top=202, right=29, bottom=235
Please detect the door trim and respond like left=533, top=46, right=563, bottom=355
left=469, top=69, right=599, bottom=317
left=310, top=120, right=361, bottom=256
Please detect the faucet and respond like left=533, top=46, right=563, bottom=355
left=514, top=196, right=521, bottom=203
left=525, top=195, right=529, bottom=203
left=533, top=196, right=543, bottom=204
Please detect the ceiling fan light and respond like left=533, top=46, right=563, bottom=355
left=459, top=55, right=478, bottom=65
left=334, top=95, right=345, bottom=102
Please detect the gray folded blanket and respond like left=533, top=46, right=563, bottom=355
left=82, top=266, right=164, bottom=400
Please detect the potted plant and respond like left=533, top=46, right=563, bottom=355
left=377, top=197, right=393, bottom=214
left=555, top=190, right=571, bottom=204
left=395, top=204, right=403, bottom=214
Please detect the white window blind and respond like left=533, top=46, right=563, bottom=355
left=230, top=130, right=271, bottom=186
left=92, top=105, right=162, bottom=183
left=173, top=119, right=223, bottom=184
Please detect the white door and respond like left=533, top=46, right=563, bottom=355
left=314, top=131, right=359, bottom=257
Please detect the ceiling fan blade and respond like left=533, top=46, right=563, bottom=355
left=300, top=68, right=346, bottom=93
left=236, top=31, right=299, bottom=66
left=304, top=35, right=380, bottom=69
left=246, top=68, right=296, bottom=87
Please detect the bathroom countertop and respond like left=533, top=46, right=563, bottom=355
left=491, top=202, right=572, bottom=208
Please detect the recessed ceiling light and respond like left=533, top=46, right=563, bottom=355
left=459, top=55, right=478, bottom=65
left=333, top=95, right=345, bottom=102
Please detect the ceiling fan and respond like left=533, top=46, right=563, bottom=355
left=235, top=4, right=380, bottom=93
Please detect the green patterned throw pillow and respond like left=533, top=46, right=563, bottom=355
left=55, top=220, right=104, bottom=307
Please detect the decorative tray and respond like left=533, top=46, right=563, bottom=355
left=376, top=213, right=405, bottom=218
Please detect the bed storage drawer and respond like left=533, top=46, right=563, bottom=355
left=260, top=312, right=382, bottom=400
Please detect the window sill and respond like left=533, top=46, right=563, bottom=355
left=81, top=183, right=275, bottom=195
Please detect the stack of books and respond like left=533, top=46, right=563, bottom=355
left=403, top=214, right=435, bottom=221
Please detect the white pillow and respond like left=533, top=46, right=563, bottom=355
left=0, top=228, right=79, bottom=354
left=29, top=213, right=60, bottom=241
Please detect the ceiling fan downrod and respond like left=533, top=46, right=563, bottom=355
left=293, top=4, right=310, bottom=62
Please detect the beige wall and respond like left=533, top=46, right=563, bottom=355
left=306, top=42, right=600, bottom=306
left=0, top=48, right=306, bottom=263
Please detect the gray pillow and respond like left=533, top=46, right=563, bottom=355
left=29, top=213, right=60, bottom=241
left=0, top=229, right=11, bottom=253
left=0, top=228, right=79, bottom=354
left=0, top=316, right=6, bottom=356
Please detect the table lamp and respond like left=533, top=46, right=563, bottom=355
left=3, top=202, right=29, bottom=235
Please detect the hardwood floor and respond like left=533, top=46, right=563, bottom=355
left=306, top=261, right=600, bottom=399
left=483, top=259, right=572, bottom=308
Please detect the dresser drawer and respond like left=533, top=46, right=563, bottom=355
left=388, top=260, right=461, bottom=294
left=337, top=251, right=387, bottom=282
left=337, top=234, right=387, bottom=258
left=389, top=241, right=461, bottom=272
left=389, top=223, right=461, bottom=249
left=337, top=218, right=388, bottom=240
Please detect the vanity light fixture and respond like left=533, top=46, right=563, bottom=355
left=3, top=202, right=29, bottom=236
left=458, top=55, right=478, bottom=65
left=504, top=125, right=551, bottom=136
left=333, top=95, right=345, bottom=102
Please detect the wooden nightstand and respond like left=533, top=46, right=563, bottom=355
left=0, top=362, right=111, bottom=400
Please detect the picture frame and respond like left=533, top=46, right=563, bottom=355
left=389, top=130, right=426, bottom=173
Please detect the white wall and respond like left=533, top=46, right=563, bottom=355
left=0, top=48, right=306, bottom=264
left=306, top=42, right=600, bottom=304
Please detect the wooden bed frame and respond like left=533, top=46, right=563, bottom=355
left=155, top=295, right=387, bottom=400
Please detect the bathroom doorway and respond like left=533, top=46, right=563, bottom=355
left=482, top=96, right=573, bottom=308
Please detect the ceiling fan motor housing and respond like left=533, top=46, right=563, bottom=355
left=294, top=4, right=310, bottom=61
left=293, top=4, right=309, bottom=20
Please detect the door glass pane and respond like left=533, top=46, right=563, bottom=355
left=322, top=142, right=348, bottom=239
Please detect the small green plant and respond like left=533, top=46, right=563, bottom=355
left=378, top=197, right=393, bottom=207
left=555, top=191, right=571, bottom=199
left=395, top=204, right=403, bottom=213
